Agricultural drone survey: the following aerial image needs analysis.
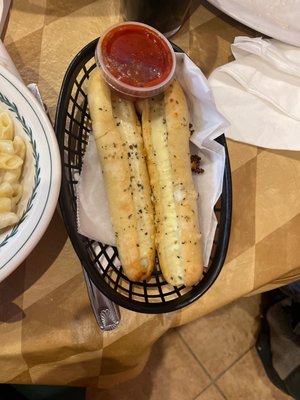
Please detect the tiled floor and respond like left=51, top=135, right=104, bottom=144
left=86, top=295, right=293, bottom=400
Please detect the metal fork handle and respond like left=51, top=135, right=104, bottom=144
left=27, top=83, right=121, bottom=331
left=27, top=83, right=51, bottom=120
left=82, top=268, right=121, bottom=330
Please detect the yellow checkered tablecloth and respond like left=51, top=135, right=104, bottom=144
left=0, top=0, right=299, bottom=388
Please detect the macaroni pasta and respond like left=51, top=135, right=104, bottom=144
left=0, top=111, right=26, bottom=230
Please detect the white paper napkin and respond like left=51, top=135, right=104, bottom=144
left=0, top=0, right=20, bottom=81
left=0, top=40, right=22, bottom=81
left=77, top=53, right=229, bottom=267
left=209, top=36, right=300, bottom=150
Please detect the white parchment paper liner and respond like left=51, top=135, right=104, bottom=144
left=77, top=53, right=229, bottom=267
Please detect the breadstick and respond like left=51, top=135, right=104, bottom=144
left=141, top=79, right=203, bottom=287
left=87, top=68, right=155, bottom=281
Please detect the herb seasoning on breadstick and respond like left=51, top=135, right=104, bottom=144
left=87, top=68, right=155, bottom=281
left=141, top=79, right=203, bottom=287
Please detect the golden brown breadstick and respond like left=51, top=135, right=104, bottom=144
left=141, top=79, right=203, bottom=287
left=87, top=68, right=155, bottom=281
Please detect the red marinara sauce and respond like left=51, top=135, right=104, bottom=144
left=96, top=22, right=176, bottom=98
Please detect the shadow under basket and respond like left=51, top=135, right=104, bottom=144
left=54, top=38, right=232, bottom=314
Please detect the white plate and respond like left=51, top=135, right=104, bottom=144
left=0, top=65, right=61, bottom=281
left=206, top=0, right=300, bottom=47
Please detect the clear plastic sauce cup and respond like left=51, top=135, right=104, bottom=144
left=95, top=22, right=176, bottom=99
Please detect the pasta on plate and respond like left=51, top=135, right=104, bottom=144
left=0, top=110, right=26, bottom=230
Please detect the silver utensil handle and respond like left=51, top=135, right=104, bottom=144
left=27, top=82, right=121, bottom=331
left=82, top=268, right=121, bottom=331
left=27, top=83, right=51, bottom=121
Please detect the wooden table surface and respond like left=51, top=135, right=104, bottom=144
left=0, top=0, right=299, bottom=388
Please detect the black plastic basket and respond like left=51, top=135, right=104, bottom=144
left=54, top=38, right=232, bottom=314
